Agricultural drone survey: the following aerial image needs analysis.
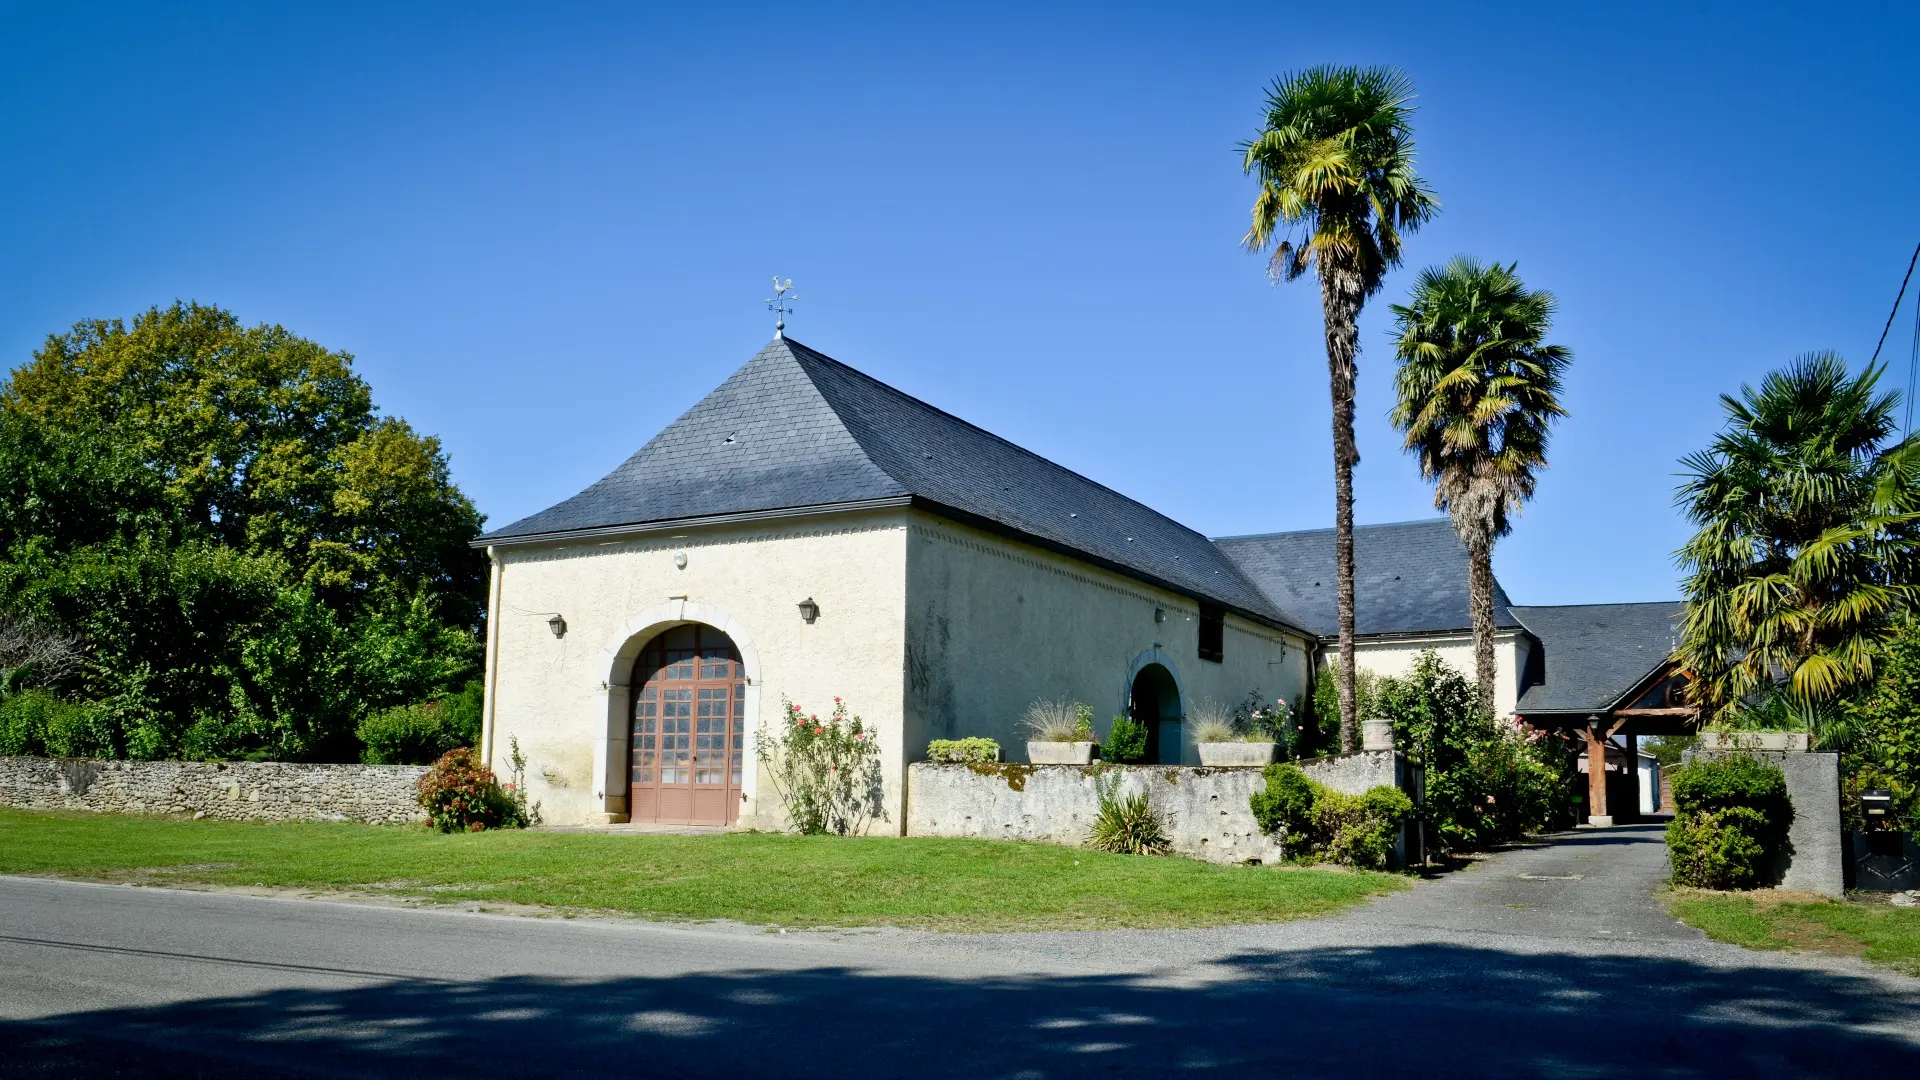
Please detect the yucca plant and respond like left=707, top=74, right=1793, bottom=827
left=1086, top=775, right=1171, bottom=855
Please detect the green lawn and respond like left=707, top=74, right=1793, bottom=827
left=1668, top=890, right=1920, bottom=976
left=0, top=808, right=1404, bottom=932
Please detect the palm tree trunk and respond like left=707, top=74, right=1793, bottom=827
left=1321, top=262, right=1365, bottom=753
left=1464, top=522, right=1499, bottom=708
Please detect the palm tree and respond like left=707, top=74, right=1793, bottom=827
left=1676, top=353, right=1920, bottom=726
left=1242, top=66, right=1438, bottom=751
left=1389, top=257, right=1570, bottom=705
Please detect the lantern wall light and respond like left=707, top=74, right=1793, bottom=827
left=547, top=614, right=567, bottom=638
left=798, top=597, right=820, bottom=624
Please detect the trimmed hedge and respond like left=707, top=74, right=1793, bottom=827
left=1250, top=762, right=1412, bottom=870
left=926, top=737, right=1001, bottom=765
left=1666, top=755, right=1792, bottom=889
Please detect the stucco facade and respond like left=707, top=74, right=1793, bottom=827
left=481, top=507, right=910, bottom=829
left=1330, top=630, right=1534, bottom=718
left=904, top=514, right=1313, bottom=767
left=481, top=505, right=1315, bottom=830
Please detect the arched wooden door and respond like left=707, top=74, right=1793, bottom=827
left=629, top=624, right=745, bottom=826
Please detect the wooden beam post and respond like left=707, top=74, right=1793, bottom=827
left=1585, top=722, right=1609, bottom=824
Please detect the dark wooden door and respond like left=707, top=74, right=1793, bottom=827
left=629, top=625, right=745, bottom=826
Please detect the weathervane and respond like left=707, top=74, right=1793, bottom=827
left=765, top=277, right=798, bottom=338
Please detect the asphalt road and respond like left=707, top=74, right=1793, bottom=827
left=2, top=825, right=1917, bottom=1078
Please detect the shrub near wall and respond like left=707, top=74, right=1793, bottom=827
left=1250, top=762, right=1412, bottom=870
left=1666, top=755, right=1793, bottom=889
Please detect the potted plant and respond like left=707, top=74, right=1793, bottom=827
left=1193, top=695, right=1283, bottom=767
left=1025, top=700, right=1097, bottom=765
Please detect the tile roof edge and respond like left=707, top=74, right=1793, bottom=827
left=470, top=496, right=917, bottom=549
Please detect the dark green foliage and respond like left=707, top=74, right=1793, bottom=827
left=0, top=690, right=103, bottom=757
left=1104, top=717, right=1148, bottom=764
left=1840, top=618, right=1920, bottom=838
left=358, top=700, right=467, bottom=766
left=1667, top=807, right=1773, bottom=890
left=1086, top=777, right=1170, bottom=856
left=0, top=304, right=486, bottom=762
left=1250, top=763, right=1317, bottom=836
left=1666, top=756, right=1792, bottom=889
left=1378, top=650, right=1573, bottom=851
left=1250, top=762, right=1411, bottom=870
left=925, top=737, right=1001, bottom=765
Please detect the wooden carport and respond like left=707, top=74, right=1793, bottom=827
left=1508, top=602, right=1695, bottom=825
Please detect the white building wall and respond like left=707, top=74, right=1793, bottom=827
left=902, top=514, right=1314, bottom=765
left=1330, top=630, right=1531, bottom=718
left=483, top=509, right=910, bottom=829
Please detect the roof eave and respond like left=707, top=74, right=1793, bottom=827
left=470, top=496, right=917, bottom=550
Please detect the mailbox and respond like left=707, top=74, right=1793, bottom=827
left=1861, top=789, right=1894, bottom=820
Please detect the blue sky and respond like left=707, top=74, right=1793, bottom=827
left=4, top=2, right=1916, bottom=605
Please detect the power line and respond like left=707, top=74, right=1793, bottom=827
left=1873, top=239, right=1920, bottom=367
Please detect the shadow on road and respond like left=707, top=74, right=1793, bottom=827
left=3, top=940, right=1916, bottom=1077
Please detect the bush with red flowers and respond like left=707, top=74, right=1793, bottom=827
left=755, top=697, right=884, bottom=835
left=416, top=746, right=526, bottom=833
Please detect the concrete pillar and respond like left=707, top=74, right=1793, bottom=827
left=1623, top=733, right=1638, bottom=824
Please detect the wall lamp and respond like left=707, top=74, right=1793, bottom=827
left=797, top=597, right=820, bottom=624
left=547, top=614, right=568, bottom=638
left=1153, top=607, right=1166, bottom=623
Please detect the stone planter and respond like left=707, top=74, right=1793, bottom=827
left=1697, top=731, right=1810, bottom=752
left=1026, top=741, right=1095, bottom=765
left=1196, top=741, right=1276, bottom=767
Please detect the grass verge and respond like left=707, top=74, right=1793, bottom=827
left=0, top=808, right=1404, bottom=932
left=1667, top=888, right=1920, bottom=976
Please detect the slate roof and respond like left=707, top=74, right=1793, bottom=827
left=483, top=337, right=1296, bottom=628
left=1211, top=519, right=1520, bottom=638
left=1511, top=602, right=1686, bottom=715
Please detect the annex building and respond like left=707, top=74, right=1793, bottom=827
left=475, top=336, right=1681, bottom=829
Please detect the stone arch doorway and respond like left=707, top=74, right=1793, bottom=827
left=628, top=623, right=746, bottom=826
left=1130, top=663, right=1183, bottom=765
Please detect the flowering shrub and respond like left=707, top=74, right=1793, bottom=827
left=757, top=698, right=884, bottom=835
left=1379, top=651, right=1574, bottom=851
left=416, top=746, right=526, bottom=833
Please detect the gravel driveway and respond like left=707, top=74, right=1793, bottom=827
left=2, top=824, right=1916, bottom=1077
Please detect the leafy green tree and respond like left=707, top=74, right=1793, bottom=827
left=1242, top=66, right=1438, bottom=751
left=1675, top=354, right=1920, bottom=722
left=0, top=303, right=488, bottom=761
left=1390, top=257, right=1571, bottom=702
left=4, top=302, right=486, bottom=626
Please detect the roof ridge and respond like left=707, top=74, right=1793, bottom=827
left=1211, top=517, right=1452, bottom=543
left=782, top=337, right=1226, bottom=548
left=1510, top=600, right=1684, bottom=611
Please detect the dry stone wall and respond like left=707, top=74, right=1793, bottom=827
left=0, top=757, right=428, bottom=825
left=906, top=752, right=1406, bottom=866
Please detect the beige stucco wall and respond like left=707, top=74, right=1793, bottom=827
left=902, top=513, right=1313, bottom=766
left=482, top=509, right=910, bottom=829
left=1328, top=630, right=1532, bottom=717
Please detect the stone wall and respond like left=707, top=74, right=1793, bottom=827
left=1683, top=749, right=1843, bottom=897
left=0, top=757, right=429, bottom=825
left=905, top=752, right=1407, bottom=866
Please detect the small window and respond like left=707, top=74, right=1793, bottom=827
left=1198, top=603, right=1224, bottom=663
